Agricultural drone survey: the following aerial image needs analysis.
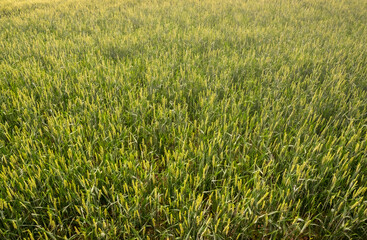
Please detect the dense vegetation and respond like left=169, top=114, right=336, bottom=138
left=1, top=0, right=367, bottom=239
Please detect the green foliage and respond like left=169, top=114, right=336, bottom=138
left=1, top=0, right=367, bottom=239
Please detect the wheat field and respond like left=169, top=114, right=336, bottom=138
left=1, top=0, right=367, bottom=239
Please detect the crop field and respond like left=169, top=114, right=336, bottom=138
left=1, top=0, right=367, bottom=239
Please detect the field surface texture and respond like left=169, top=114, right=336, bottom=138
left=1, top=0, right=367, bottom=239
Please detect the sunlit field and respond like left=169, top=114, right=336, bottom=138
left=1, top=0, right=367, bottom=239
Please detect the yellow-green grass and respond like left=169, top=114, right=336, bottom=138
left=1, top=0, right=367, bottom=239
